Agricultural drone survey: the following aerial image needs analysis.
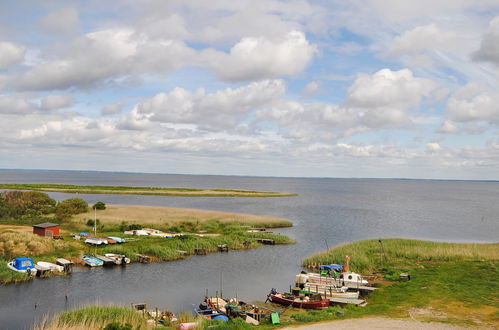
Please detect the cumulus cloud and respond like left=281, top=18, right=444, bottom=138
left=472, top=16, right=499, bottom=65
left=0, top=42, right=25, bottom=69
left=301, top=81, right=323, bottom=98
left=445, top=84, right=499, bottom=124
left=40, top=94, right=75, bottom=110
left=136, top=79, right=286, bottom=130
left=204, top=31, right=317, bottom=81
left=40, top=8, right=79, bottom=35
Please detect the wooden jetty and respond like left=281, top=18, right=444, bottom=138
left=218, top=244, right=229, bottom=252
left=136, top=254, right=151, bottom=263
left=56, top=258, right=73, bottom=272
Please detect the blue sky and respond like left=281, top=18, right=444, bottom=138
left=0, top=0, right=498, bottom=180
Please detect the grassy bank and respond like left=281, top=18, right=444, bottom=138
left=36, top=305, right=148, bottom=330
left=0, top=183, right=297, bottom=197
left=298, top=239, right=499, bottom=327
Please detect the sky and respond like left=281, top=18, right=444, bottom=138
left=0, top=0, right=498, bottom=180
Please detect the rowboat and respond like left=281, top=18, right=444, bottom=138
left=7, top=258, right=37, bottom=275
left=104, top=253, right=130, bottom=265
left=84, top=237, right=108, bottom=245
left=82, top=255, right=104, bottom=267
left=267, top=289, right=330, bottom=309
left=107, top=236, right=125, bottom=243
left=36, top=261, right=64, bottom=272
left=195, top=301, right=229, bottom=322
left=95, top=255, right=116, bottom=266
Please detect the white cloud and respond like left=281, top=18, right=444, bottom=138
left=445, top=84, right=499, bottom=124
left=202, top=31, right=317, bottom=81
left=346, top=68, right=438, bottom=109
left=473, top=15, right=499, bottom=65
left=0, top=42, right=25, bottom=69
left=40, top=94, right=75, bottom=110
left=301, top=81, right=322, bottom=98
left=136, top=79, right=286, bottom=130
left=40, top=8, right=79, bottom=35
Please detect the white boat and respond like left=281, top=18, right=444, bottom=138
left=298, top=272, right=368, bottom=287
left=85, top=237, right=108, bottom=245
left=36, top=261, right=64, bottom=272
left=104, top=253, right=130, bottom=265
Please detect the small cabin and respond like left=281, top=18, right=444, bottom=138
left=33, top=222, right=60, bottom=238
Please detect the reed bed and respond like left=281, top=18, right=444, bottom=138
left=303, top=238, right=499, bottom=273
left=74, top=205, right=292, bottom=228
left=36, top=305, right=147, bottom=330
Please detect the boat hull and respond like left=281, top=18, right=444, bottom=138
left=82, top=255, right=104, bottom=267
left=269, top=294, right=329, bottom=309
left=7, top=262, right=37, bottom=275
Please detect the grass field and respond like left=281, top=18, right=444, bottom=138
left=0, top=183, right=297, bottom=197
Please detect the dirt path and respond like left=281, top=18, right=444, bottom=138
left=282, top=317, right=467, bottom=329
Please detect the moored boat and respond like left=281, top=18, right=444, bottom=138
left=107, top=236, right=125, bottom=243
left=104, top=253, right=130, bottom=265
left=7, top=257, right=37, bottom=275
left=95, top=255, right=116, bottom=266
left=302, top=284, right=360, bottom=299
left=84, top=237, right=108, bottom=245
left=267, top=289, right=330, bottom=309
left=82, top=255, right=104, bottom=267
left=36, top=261, right=64, bottom=272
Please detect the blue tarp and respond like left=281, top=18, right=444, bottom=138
left=320, top=264, right=343, bottom=272
left=13, top=257, right=35, bottom=270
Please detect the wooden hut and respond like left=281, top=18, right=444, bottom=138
left=33, top=222, right=60, bottom=238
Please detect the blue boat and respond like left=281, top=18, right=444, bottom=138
left=82, top=255, right=104, bottom=267
left=7, top=257, right=37, bottom=275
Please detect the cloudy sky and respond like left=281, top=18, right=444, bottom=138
left=1, top=0, right=498, bottom=180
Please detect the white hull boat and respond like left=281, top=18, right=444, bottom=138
left=36, top=261, right=64, bottom=272
left=7, top=260, right=37, bottom=275
left=104, top=253, right=130, bottom=265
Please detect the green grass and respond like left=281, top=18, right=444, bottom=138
left=296, top=239, right=499, bottom=327
left=0, top=183, right=297, bottom=197
left=303, top=238, right=499, bottom=273
left=36, top=305, right=147, bottom=329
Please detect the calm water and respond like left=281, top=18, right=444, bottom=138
left=0, top=170, right=498, bottom=329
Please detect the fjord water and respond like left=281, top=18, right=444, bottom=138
left=0, top=170, right=498, bottom=329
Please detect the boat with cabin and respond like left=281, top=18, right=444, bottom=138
left=7, top=257, right=37, bottom=275
left=104, top=253, right=130, bottom=265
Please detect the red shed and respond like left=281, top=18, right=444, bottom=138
left=33, top=222, right=60, bottom=238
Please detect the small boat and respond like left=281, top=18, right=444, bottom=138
left=7, top=258, right=37, bottom=275
left=82, top=255, right=104, bottom=267
left=195, top=301, right=229, bottom=322
left=84, top=237, right=108, bottom=245
left=36, top=261, right=64, bottom=272
left=267, top=289, right=330, bottom=309
left=107, top=236, right=125, bottom=243
left=104, top=253, right=130, bottom=265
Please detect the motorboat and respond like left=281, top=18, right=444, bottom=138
left=267, top=289, right=330, bottom=309
left=7, top=257, right=37, bottom=275
left=104, top=253, right=130, bottom=265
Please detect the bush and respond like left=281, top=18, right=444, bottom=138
left=86, top=219, right=101, bottom=227
left=127, top=224, right=143, bottom=230
left=93, top=201, right=106, bottom=210
left=103, top=322, right=132, bottom=330
left=55, top=198, right=88, bottom=217
left=1, top=191, right=56, bottom=217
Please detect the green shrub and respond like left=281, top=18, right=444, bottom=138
left=93, top=201, right=106, bottom=210
left=55, top=198, right=88, bottom=218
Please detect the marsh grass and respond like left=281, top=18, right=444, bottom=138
left=73, top=205, right=293, bottom=230
left=0, top=183, right=297, bottom=197
left=303, top=238, right=499, bottom=273
left=36, top=305, right=147, bottom=330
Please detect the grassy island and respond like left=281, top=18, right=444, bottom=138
left=0, top=183, right=297, bottom=197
